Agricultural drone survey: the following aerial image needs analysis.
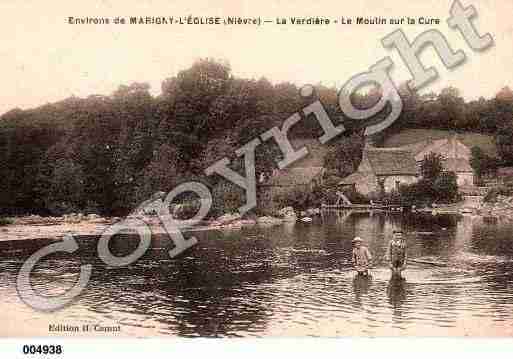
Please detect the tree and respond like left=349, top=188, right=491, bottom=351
left=496, top=120, right=513, bottom=165
left=160, top=59, right=232, bottom=171
left=420, top=153, right=444, bottom=182
left=211, top=180, right=245, bottom=217
left=133, top=143, right=180, bottom=205
left=274, top=188, right=311, bottom=210
left=323, top=132, right=364, bottom=178
left=400, top=154, right=459, bottom=205
left=3, top=60, right=512, bottom=216
left=36, top=140, right=86, bottom=215
left=470, top=146, right=498, bottom=180
left=434, top=171, right=459, bottom=203
left=111, top=82, right=157, bottom=213
left=493, top=88, right=513, bottom=155
left=438, top=87, right=466, bottom=129
left=236, top=114, right=282, bottom=179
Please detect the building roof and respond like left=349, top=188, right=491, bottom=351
left=382, top=136, right=477, bottom=174
left=412, top=136, right=471, bottom=161
left=444, top=158, right=473, bottom=173
left=365, top=149, right=418, bottom=176
left=402, top=138, right=447, bottom=156
left=265, top=166, right=325, bottom=186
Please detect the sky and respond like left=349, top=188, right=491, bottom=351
left=1, top=0, right=512, bottom=115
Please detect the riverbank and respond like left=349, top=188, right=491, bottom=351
left=4, top=197, right=513, bottom=243
left=477, top=195, right=513, bottom=220
left=0, top=214, right=117, bottom=242
left=0, top=211, right=296, bottom=242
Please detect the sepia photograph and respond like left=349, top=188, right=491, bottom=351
left=1, top=0, right=513, bottom=355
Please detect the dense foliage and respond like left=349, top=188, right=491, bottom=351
left=0, top=60, right=340, bottom=216
left=484, top=185, right=513, bottom=203
left=470, top=146, right=499, bottom=181
left=1, top=59, right=512, bottom=216
left=420, top=153, right=444, bottom=182
left=399, top=155, right=460, bottom=205
left=323, top=132, right=364, bottom=178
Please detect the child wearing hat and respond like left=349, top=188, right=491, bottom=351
left=352, top=237, right=372, bottom=276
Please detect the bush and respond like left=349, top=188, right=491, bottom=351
left=420, top=153, right=443, bottom=182
left=308, top=184, right=371, bottom=207
left=434, top=171, right=460, bottom=203
left=342, top=188, right=370, bottom=204
left=323, top=133, right=364, bottom=178
left=274, top=188, right=311, bottom=210
left=398, top=180, right=432, bottom=206
left=470, top=146, right=499, bottom=179
left=312, top=186, right=338, bottom=205
left=484, top=185, right=513, bottom=203
left=172, top=200, right=203, bottom=220
left=0, top=217, right=14, bottom=226
left=380, top=190, right=402, bottom=205
left=398, top=173, right=460, bottom=206
left=46, top=201, right=82, bottom=217
left=210, top=181, right=245, bottom=217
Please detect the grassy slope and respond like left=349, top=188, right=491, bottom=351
left=382, top=129, right=498, bottom=158
left=289, top=138, right=328, bottom=168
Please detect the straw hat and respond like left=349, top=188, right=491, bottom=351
left=352, top=237, right=363, bottom=243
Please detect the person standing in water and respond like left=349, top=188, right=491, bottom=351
left=387, top=230, right=407, bottom=278
left=352, top=237, right=372, bottom=276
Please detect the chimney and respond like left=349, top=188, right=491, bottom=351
left=364, top=136, right=375, bottom=149
left=451, top=134, right=458, bottom=158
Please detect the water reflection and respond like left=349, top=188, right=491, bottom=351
left=353, top=275, right=372, bottom=305
left=387, top=276, right=407, bottom=314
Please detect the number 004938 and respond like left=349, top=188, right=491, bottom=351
left=22, top=345, right=63, bottom=355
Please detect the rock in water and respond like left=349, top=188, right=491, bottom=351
left=257, top=216, right=283, bottom=226
left=216, top=213, right=242, bottom=224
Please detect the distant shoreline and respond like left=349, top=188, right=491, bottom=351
left=0, top=205, right=497, bottom=246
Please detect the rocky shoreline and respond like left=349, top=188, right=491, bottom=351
left=0, top=207, right=322, bottom=242
left=477, top=195, right=513, bottom=222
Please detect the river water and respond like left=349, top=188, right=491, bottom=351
left=1, top=212, right=513, bottom=337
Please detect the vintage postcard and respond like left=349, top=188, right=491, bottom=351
left=1, top=0, right=513, bottom=354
